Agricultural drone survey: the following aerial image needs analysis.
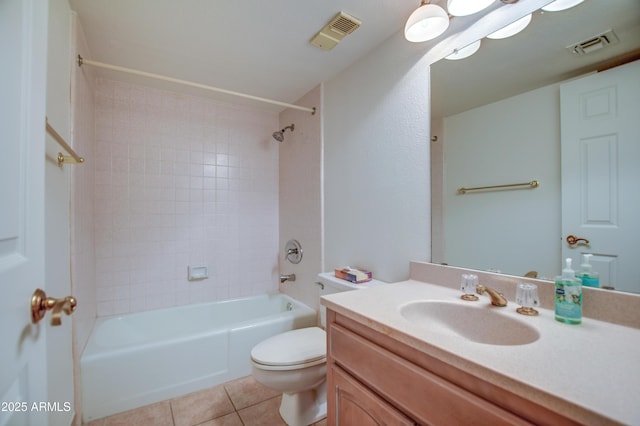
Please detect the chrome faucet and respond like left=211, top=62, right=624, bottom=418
left=476, top=284, right=508, bottom=307
left=280, top=274, right=296, bottom=284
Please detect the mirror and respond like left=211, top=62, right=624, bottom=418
left=430, top=0, right=640, bottom=293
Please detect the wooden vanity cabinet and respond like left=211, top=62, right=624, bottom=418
left=326, top=309, right=578, bottom=426
left=331, top=365, right=416, bottom=425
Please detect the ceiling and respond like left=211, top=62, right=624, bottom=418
left=69, top=1, right=640, bottom=116
left=69, top=0, right=419, bottom=111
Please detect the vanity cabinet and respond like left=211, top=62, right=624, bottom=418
left=332, top=365, right=416, bottom=425
left=326, top=309, right=578, bottom=426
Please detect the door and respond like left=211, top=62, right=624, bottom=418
left=561, top=60, right=640, bottom=293
left=0, top=1, right=49, bottom=425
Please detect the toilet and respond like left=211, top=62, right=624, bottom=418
left=251, top=272, right=385, bottom=426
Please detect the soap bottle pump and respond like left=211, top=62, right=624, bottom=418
left=577, top=254, right=600, bottom=288
left=554, top=258, right=582, bottom=325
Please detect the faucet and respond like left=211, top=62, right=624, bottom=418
left=280, top=274, right=296, bottom=284
left=476, top=285, right=507, bottom=307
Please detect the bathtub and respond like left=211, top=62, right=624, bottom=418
left=81, top=293, right=316, bottom=421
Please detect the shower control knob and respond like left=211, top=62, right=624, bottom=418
left=285, top=239, right=303, bottom=264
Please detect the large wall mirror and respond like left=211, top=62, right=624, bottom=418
left=431, top=0, right=640, bottom=293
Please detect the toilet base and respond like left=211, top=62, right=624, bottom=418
left=279, top=380, right=327, bottom=426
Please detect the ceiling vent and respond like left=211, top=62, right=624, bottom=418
left=567, top=29, right=619, bottom=55
left=310, top=12, right=362, bottom=51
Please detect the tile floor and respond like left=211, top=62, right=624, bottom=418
left=84, top=375, right=328, bottom=426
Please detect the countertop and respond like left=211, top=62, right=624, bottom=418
left=321, top=279, right=640, bottom=425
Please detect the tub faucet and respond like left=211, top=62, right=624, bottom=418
left=280, top=274, right=296, bottom=284
left=476, top=285, right=507, bottom=307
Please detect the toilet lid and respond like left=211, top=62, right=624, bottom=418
left=251, top=327, right=326, bottom=367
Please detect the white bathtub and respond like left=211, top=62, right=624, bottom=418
left=81, top=293, right=316, bottom=421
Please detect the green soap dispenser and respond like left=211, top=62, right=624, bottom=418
left=555, top=258, right=582, bottom=325
left=577, top=254, right=600, bottom=288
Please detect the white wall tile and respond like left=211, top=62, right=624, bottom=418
left=278, top=85, right=323, bottom=313
left=93, top=79, right=280, bottom=315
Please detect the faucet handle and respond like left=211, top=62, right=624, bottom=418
left=460, top=274, right=479, bottom=301
left=516, top=283, right=539, bottom=316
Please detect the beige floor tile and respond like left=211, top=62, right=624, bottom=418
left=224, top=375, right=280, bottom=410
left=197, top=412, right=243, bottom=426
left=171, top=385, right=235, bottom=426
left=83, top=419, right=106, bottom=426
left=104, top=400, right=173, bottom=426
left=237, top=396, right=286, bottom=426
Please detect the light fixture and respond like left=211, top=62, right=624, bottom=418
left=404, top=0, right=450, bottom=43
left=541, top=0, right=584, bottom=12
left=445, top=39, right=482, bottom=60
left=486, top=13, right=532, bottom=39
left=447, top=0, right=494, bottom=17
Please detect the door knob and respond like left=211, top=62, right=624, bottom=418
left=31, top=288, right=77, bottom=326
left=566, top=235, right=590, bottom=247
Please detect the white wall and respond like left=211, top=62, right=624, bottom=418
left=324, top=34, right=432, bottom=283
left=441, top=82, right=562, bottom=278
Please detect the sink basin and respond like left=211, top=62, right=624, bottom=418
left=400, top=300, right=540, bottom=346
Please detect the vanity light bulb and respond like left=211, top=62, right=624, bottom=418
left=486, top=13, right=532, bottom=39
left=541, top=0, right=584, bottom=12
left=447, top=0, right=494, bottom=17
left=404, top=3, right=450, bottom=42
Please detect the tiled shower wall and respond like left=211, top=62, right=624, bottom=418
left=278, top=85, right=323, bottom=311
left=93, top=79, right=280, bottom=316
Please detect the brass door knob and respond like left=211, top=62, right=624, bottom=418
left=31, top=288, right=77, bottom=326
left=566, top=235, right=590, bottom=247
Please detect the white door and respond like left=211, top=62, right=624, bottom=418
left=0, top=1, right=50, bottom=425
left=561, top=60, right=640, bottom=293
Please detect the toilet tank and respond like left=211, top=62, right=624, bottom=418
left=317, top=272, right=386, bottom=328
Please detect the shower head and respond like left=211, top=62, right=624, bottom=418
left=272, top=124, right=295, bottom=142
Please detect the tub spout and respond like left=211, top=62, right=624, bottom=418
left=280, top=274, right=296, bottom=284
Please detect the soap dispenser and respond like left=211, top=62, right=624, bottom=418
left=577, top=254, right=600, bottom=288
left=554, top=258, right=582, bottom=325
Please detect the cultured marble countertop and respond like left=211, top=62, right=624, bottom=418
left=321, top=279, right=640, bottom=425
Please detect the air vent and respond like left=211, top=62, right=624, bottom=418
left=310, top=12, right=362, bottom=51
left=567, top=29, right=619, bottom=55
left=329, top=13, right=361, bottom=35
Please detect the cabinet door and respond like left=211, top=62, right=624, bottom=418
left=331, top=365, right=416, bottom=426
left=330, top=324, right=532, bottom=425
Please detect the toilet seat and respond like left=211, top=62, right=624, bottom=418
left=251, top=327, right=326, bottom=370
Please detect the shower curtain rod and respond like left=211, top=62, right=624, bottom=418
left=77, top=55, right=316, bottom=115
